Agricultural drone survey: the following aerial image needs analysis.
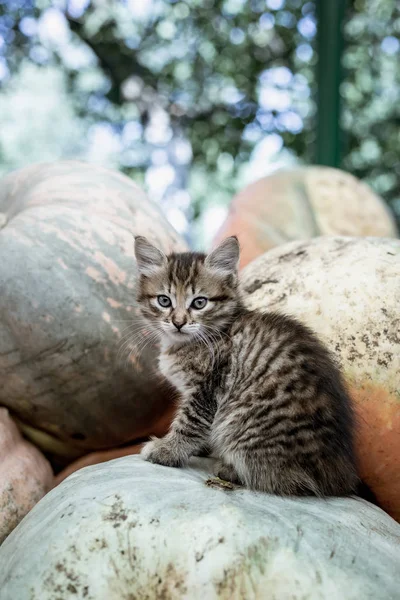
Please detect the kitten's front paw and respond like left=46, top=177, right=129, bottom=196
left=141, top=437, right=185, bottom=468
left=213, top=459, right=242, bottom=484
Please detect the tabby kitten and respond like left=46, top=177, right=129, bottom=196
left=134, top=235, right=359, bottom=496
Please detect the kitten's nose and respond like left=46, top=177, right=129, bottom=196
left=172, top=317, right=186, bottom=331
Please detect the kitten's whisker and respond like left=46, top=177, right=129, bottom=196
left=202, top=323, right=233, bottom=342
left=196, top=329, right=217, bottom=371
left=121, top=329, right=161, bottom=366
left=117, top=326, right=161, bottom=364
left=117, top=319, right=156, bottom=335
left=118, top=325, right=153, bottom=340
left=199, top=325, right=225, bottom=364
left=112, top=316, right=146, bottom=322
left=117, top=329, right=151, bottom=350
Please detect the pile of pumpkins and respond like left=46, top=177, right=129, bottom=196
left=0, top=162, right=399, bottom=598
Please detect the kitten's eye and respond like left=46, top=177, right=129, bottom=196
left=191, top=297, right=208, bottom=310
left=157, top=295, right=172, bottom=308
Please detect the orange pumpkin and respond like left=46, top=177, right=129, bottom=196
left=0, top=408, right=53, bottom=543
left=53, top=443, right=143, bottom=486
left=214, top=167, right=398, bottom=269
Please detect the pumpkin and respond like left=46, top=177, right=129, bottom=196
left=0, top=407, right=53, bottom=544
left=0, top=456, right=399, bottom=599
left=0, top=161, right=186, bottom=463
left=53, top=441, right=143, bottom=486
left=240, top=236, right=400, bottom=521
left=214, top=167, right=398, bottom=269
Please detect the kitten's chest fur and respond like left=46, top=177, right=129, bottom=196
left=158, top=350, right=195, bottom=395
left=159, top=340, right=223, bottom=398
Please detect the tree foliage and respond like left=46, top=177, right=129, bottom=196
left=0, top=0, right=399, bottom=233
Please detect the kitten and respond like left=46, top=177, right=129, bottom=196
left=133, top=235, right=359, bottom=496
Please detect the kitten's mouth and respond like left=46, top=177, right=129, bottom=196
left=168, top=329, right=194, bottom=341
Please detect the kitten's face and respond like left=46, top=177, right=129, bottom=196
left=134, top=237, right=240, bottom=344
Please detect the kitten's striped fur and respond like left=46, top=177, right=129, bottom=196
left=134, top=236, right=359, bottom=496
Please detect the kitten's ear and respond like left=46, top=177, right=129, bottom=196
left=205, top=236, right=240, bottom=275
left=134, top=236, right=167, bottom=275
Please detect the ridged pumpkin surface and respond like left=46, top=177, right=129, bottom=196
left=0, top=161, right=186, bottom=459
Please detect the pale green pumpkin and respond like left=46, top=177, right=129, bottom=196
left=0, top=456, right=399, bottom=599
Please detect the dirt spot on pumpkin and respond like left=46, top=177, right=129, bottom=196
left=243, top=278, right=279, bottom=295
left=103, top=495, right=129, bottom=528
left=89, top=537, right=108, bottom=552
left=141, top=564, right=188, bottom=600
left=110, top=564, right=187, bottom=600
left=0, top=476, right=49, bottom=545
left=346, top=345, right=363, bottom=364
left=275, top=244, right=309, bottom=264
left=102, top=526, right=188, bottom=600
left=43, top=557, right=89, bottom=600
left=377, top=353, right=394, bottom=369
left=330, top=238, right=355, bottom=255
left=213, top=537, right=271, bottom=598
left=385, top=318, right=400, bottom=345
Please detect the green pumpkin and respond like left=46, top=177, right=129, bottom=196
left=0, top=161, right=186, bottom=460
left=0, top=456, right=399, bottom=599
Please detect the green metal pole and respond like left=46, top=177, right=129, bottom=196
left=315, top=0, right=347, bottom=167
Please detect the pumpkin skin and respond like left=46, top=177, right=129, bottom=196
left=240, top=236, right=400, bottom=522
left=53, top=441, right=144, bottom=486
left=0, top=456, right=399, bottom=599
left=0, top=408, right=53, bottom=544
left=214, top=167, right=398, bottom=269
left=0, top=161, right=186, bottom=461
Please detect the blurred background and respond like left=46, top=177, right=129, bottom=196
left=0, top=0, right=399, bottom=245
